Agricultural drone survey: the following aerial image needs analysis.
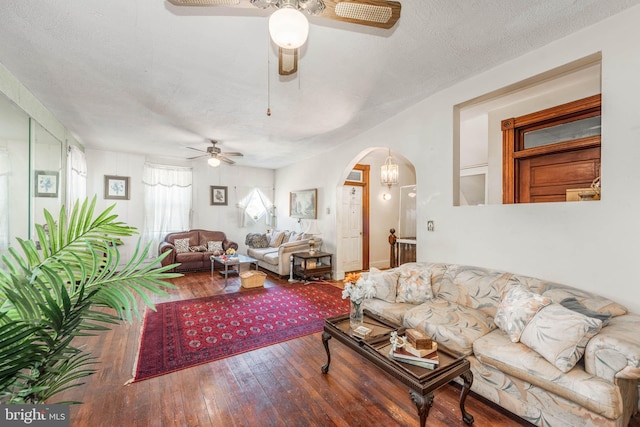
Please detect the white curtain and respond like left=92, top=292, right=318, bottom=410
left=236, top=187, right=274, bottom=228
left=141, top=163, right=192, bottom=257
left=0, top=149, right=9, bottom=251
left=66, top=145, right=87, bottom=213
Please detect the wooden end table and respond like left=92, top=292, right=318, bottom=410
left=292, top=251, right=333, bottom=281
left=321, top=311, right=474, bottom=427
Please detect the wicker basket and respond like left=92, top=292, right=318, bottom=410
left=240, top=270, right=267, bottom=288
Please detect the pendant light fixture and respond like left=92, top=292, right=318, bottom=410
left=381, top=148, right=399, bottom=189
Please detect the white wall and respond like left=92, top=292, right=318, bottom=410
left=86, top=149, right=275, bottom=260
left=275, top=5, right=640, bottom=313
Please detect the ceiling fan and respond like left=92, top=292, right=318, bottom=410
left=187, top=140, right=244, bottom=166
left=167, top=0, right=402, bottom=75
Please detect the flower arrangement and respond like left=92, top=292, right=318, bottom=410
left=226, top=248, right=236, bottom=256
left=342, top=272, right=375, bottom=304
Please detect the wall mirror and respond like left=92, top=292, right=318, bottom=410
left=31, top=120, right=63, bottom=236
left=0, top=92, right=30, bottom=256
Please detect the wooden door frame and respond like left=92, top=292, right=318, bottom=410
left=344, top=164, right=370, bottom=271
left=502, top=94, right=601, bottom=204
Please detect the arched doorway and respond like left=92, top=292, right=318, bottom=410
left=336, top=147, right=416, bottom=278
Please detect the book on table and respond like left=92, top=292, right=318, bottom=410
left=390, top=342, right=439, bottom=369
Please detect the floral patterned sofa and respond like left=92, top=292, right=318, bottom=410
left=361, top=262, right=640, bottom=427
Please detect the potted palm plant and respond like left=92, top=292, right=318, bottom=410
left=0, top=197, right=180, bottom=404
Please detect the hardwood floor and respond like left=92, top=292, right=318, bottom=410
left=55, top=270, right=638, bottom=427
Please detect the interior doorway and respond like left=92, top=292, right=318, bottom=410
left=337, top=149, right=416, bottom=278
left=342, top=164, right=369, bottom=272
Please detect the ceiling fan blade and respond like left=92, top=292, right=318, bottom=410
left=186, top=146, right=207, bottom=153
left=167, top=0, right=241, bottom=6
left=319, top=0, right=401, bottom=30
left=187, top=154, right=209, bottom=160
left=218, top=155, right=236, bottom=165
left=221, top=152, right=243, bottom=157
left=279, top=48, right=298, bottom=76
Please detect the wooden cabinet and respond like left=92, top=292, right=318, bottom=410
left=292, top=252, right=333, bottom=281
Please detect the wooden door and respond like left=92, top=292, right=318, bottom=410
left=518, top=147, right=600, bottom=203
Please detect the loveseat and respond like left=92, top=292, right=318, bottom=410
left=245, top=230, right=321, bottom=277
left=158, top=229, right=238, bottom=272
left=361, top=262, right=640, bottom=427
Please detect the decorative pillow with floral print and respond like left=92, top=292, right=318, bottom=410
left=494, top=284, right=552, bottom=342
left=366, top=267, right=399, bottom=303
left=395, top=265, right=433, bottom=304
left=520, top=303, right=603, bottom=373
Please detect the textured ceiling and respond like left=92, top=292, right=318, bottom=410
left=0, top=0, right=638, bottom=168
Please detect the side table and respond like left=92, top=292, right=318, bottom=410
left=292, top=252, right=333, bottom=281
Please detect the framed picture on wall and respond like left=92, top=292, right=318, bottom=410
left=34, top=170, right=59, bottom=198
left=104, top=175, right=130, bottom=200
left=290, top=188, right=317, bottom=219
left=210, top=186, right=228, bottom=206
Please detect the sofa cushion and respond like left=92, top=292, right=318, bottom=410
left=207, top=241, right=223, bottom=253
left=366, top=268, right=399, bottom=303
left=175, top=251, right=205, bottom=262
left=494, top=284, right=552, bottom=343
left=246, top=247, right=278, bottom=262
left=403, top=298, right=496, bottom=355
left=508, top=274, right=627, bottom=317
left=520, top=303, right=603, bottom=373
left=362, top=298, right=410, bottom=326
left=395, top=264, right=433, bottom=304
left=436, top=264, right=512, bottom=318
left=246, top=233, right=269, bottom=248
left=174, top=238, right=190, bottom=254
left=197, top=230, right=228, bottom=246
left=473, top=330, right=622, bottom=420
left=267, top=230, right=286, bottom=248
left=189, top=245, right=207, bottom=252
left=561, top=297, right=612, bottom=326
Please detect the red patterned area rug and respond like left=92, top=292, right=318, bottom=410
left=132, top=283, right=348, bottom=382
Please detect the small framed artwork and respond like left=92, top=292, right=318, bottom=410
left=104, top=175, right=130, bottom=200
left=34, top=170, right=59, bottom=198
left=290, top=188, right=317, bottom=219
left=210, top=186, right=228, bottom=206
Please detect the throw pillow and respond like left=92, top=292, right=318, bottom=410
left=207, top=241, right=224, bottom=253
left=560, top=297, right=612, bottom=326
left=245, top=233, right=269, bottom=248
left=366, top=268, right=400, bottom=303
left=268, top=230, right=286, bottom=248
left=395, top=265, right=433, bottom=304
left=174, top=238, right=190, bottom=254
left=189, top=245, right=207, bottom=252
left=520, top=303, right=603, bottom=373
left=494, top=284, right=552, bottom=343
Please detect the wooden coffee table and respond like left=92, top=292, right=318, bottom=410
left=321, top=311, right=474, bottom=427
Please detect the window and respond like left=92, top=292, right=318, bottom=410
left=141, top=163, right=192, bottom=256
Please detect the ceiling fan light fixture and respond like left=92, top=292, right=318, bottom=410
left=208, top=157, right=221, bottom=167
left=298, top=0, right=325, bottom=15
left=269, top=6, right=309, bottom=49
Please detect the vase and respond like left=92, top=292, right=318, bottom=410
left=350, top=300, right=364, bottom=329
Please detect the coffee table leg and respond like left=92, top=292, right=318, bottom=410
left=410, top=390, right=434, bottom=427
left=321, top=332, right=332, bottom=373
left=459, top=370, right=474, bottom=424
left=224, top=263, right=228, bottom=287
